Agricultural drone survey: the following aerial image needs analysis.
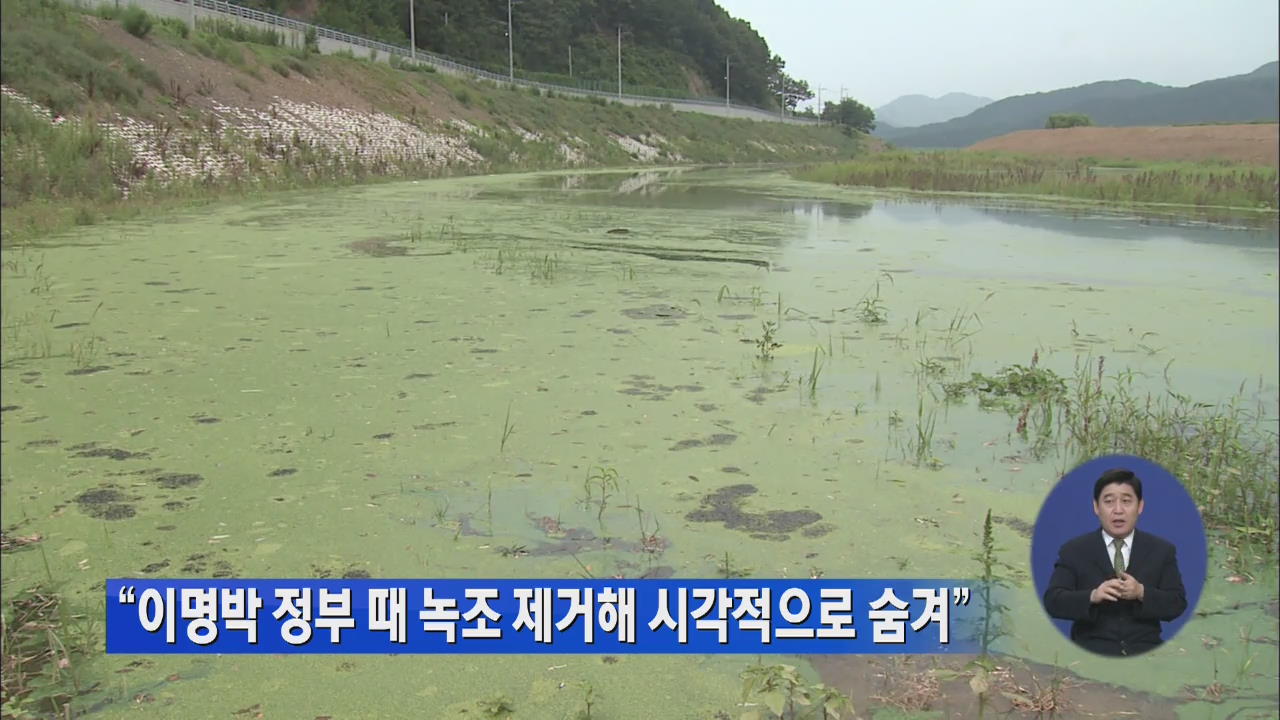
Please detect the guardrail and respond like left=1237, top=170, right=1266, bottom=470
left=167, top=0, right=822, bottom=124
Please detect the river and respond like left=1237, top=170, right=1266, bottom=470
left=2, top=166, right=1276, bottom=719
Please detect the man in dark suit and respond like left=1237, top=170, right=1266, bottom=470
left=1043, top=468, right=1188, bottom=656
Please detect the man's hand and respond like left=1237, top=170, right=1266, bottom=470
left=1090, top=578, right=1124, bottom=604
left=1115, top=571, right=1144, bottom=601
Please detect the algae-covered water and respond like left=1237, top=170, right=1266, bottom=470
left=2, top=167, right=1277, bottom=719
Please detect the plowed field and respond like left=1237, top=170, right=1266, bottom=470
left=969, top=124, right=1278, bottom=167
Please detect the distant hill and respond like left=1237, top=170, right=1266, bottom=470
left=874, top=92, right=992, bottom=128
left=882, top=62, right=1279, bottom=148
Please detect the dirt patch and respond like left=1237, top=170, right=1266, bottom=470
left=812, top=653, right=1187, bottom=719
left=514, top=514, right=671, bottom=560
left=685, top=484, right=822, bottom=539
left=153, top=473, right=203, bottom=489
left=70, top=442, right=149, bottom=461
left=621, top=305, right=689, bottom=320
left=346, top=236, right=451, bottom=258
left=968, top=124, right=1280, bottom=167
left=91, top=17, right=459, bottom=121
left=669, top=433, right=736, bottom=450
left=74, top=486, right=137, bottom=520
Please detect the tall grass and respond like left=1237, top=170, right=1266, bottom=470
left=954, top=354, right=1278, bottom=571
left=1, top=0, right=163, bottom=115
left=796, top=151, right=1279, bottom=210
left=1059, top=358, right=1278, bottom=570
left=1, top=95, right=132, bottom=208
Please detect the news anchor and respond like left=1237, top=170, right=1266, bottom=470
left=1042, top=468, right=1187, bottom=657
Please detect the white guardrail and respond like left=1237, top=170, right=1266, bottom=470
left=86, top=0, right=823, bottom=125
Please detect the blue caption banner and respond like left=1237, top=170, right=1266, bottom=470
left=106, top=579, right=984, bottom=654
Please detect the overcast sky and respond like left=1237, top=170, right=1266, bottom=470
left=716, top=0, right=1280, bottom=110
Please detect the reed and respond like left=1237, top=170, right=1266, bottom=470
left=796, top=151, right=1279, bottom=211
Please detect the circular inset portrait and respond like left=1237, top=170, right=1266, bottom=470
left=1031, top=455, right=1206, bottom=657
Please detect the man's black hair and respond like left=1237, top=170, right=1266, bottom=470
left=1094, top=468, right=1142, bottom=502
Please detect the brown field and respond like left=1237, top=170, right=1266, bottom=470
left=968, top=124, right=1279, bottom=167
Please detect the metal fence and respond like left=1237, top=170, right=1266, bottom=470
left=165, top=0, right=821, bottom=125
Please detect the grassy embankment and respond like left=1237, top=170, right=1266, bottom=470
left=794, top=150, right=1279, bottom=212
left=0, top=0, right=861, bottom=245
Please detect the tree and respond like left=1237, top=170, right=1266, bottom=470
left=822, top=98, right=876, bottom=133
left=766, top=54, right=812, bottom=110
left=1045, top=113, right=1093, bottom=129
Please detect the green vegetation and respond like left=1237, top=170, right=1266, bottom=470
left=1, top=0, right=864, bottom=245
left=820, top=98, right=876, bottom=134
left=1045, top=112, right=1092, bottom=129
left=945, top=355, right=1278, bottom=574
left=795, top=151, right=1279, bottom=210
left=230, top=0, right=817, bottom=109
left=1, top=583, right=101, bottom=718
left=1, top=0, right=164, bottom=115
left=121, top=5, right=153, bottom=38
left=738, top=662, right=854, bottom=719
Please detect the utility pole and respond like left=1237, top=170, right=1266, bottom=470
left=507, top=0, right=514, bottom=82
left=617, top=26, right=622, bottom=98
left=724, top=56, right=730, bottom=108
left=839, top=85, right=846, bottom=102
left=816, top=86, right=825, bottom=117
left=409, top=0, right=415, bottom=61
left=568, top=45, right=573, bottom=78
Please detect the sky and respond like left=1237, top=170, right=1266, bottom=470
left=715, top=0, right=1280, bottom=111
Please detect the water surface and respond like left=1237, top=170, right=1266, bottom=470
left=2, top=167, right=1276, bottom=719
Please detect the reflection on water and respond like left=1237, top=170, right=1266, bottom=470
left=531, top=167, right=1278, bottom=251
left=875, top=197, right=1280, bottom=249
left=521, top=168, right=877, bottom=221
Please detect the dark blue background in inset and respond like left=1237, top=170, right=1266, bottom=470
left=1030, top=455, right=1207, bottom=646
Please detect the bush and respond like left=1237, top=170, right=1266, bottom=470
left=1046, top=113, right=1093, bottom=129
left=284, top=56, right=313, bottom=78
left=159, top=16, right=190, bottom=39
left=121, top=6, right=152, bottom=38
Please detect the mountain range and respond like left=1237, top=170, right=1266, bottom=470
left=873, top=92, right=993, bottom=128
left=874, top=61, right=1279, bottom=148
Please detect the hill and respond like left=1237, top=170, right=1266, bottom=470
left=237, top=0, right=799, bottom=109
left=0, top=0, right=865, bottom=243
left=884, top=62, right=1279, bottom=148
left=874, top=92, right=992, bottom=128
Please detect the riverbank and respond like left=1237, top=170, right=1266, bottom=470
left=792, top=150, right=1279, bottom=214
left=0, top=0, right=865, bottom=245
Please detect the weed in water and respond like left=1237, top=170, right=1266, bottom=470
left=583, top=466, right=620, bottom=522
left=499, top=401, right=516, bottom=454
left=739, top=662, right=854, bottom=719
left=476, top=695, right=516, bottom=718
left=430, top=496, right=450, bottom=526
left=717, top=551, right=751, bottom=579
left=905, top=397, right=940, bottom=469
left=755, top=321, right=781, bottom=363
left=853, top=272, right=892, bottom=324
left=806, top=347, right=824, bottom=401
left=572, top=681, right=596, bottom=720
left=972, top=509, right=1014, bottom=658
